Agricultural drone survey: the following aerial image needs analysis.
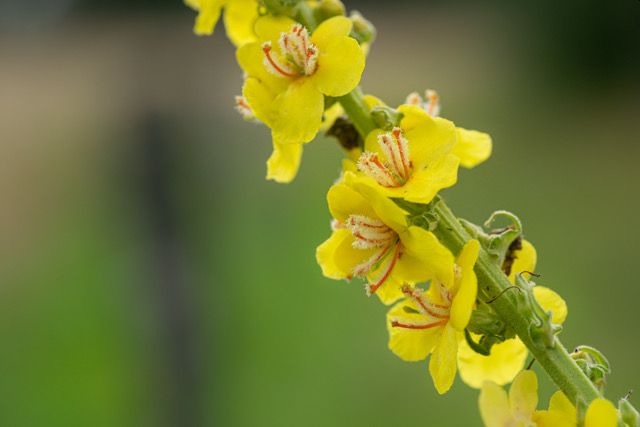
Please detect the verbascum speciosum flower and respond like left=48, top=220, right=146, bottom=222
left=352, top=104, right=460, bottom=204
left=479, top=370, right=619, bottom=427
left=457, top=240, right=568, bottom=389
left=386, top=240, right=480, bottom=394
left=405, top=89, right=492, bottom=168
left=238, top=15, right=365, bottom=143
left=316, top=172, right=454, bottom=305
left=236, top=16, right=365, bottom=182
left=185, top=0, right=260, bottom=46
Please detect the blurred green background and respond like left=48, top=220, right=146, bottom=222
left=0, top=0, right=638, bottom=425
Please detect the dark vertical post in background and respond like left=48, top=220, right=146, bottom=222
left=137, top=111, right=201, bottom=427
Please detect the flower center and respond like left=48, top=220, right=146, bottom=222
left=343, top=214, right=401, bottom=296
left=262, top=24, right=319, bottom=78
left=357, top=127, right=412, bottom=187
left=391, top=284, right=451, bottom=330
left=405, top=89, right=440, bottom=117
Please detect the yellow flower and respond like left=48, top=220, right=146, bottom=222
left=185, top=0, right=260, bottom=46
left=238, top=15, right=366, bottom=147
left=404, top=89, right=492, bottom=168
left=457, top=240, right=568, bottom=389
left=351, top=104, right=460, bottom=204
left=480, top=370, right=619, bottom=427
left=316, top=172, right=454, bottom=305
left=386, top=240, right=480, bottom=394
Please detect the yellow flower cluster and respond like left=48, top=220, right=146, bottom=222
left=187, top=1, right=632, bottom=425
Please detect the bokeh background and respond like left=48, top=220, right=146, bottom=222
left=1, top=0, right=639, bottom=425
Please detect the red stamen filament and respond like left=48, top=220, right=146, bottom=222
left=262, top=45, right=296, bottom=78
left=380, top=134, right=405, bottom=181
left=368, top=242, right=401, bottom=295
left=403, top=290, right=449, bottom=319
left=391, top=319, right=448, bottom=330
left=427, top=92, right=439, bottom=116
left=392, top=128, right=411, bottom=178
left=370, top=154, right=402, bottom=186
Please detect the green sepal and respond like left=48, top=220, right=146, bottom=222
left=464, top=329, right=491, bottom=356
left=349, top=11, right=376, bottom=45
left=514, top=273, right=561, bottom=349
left=620, top=395, right=640, bottom=427
left=392, top=197, right=441, bottom=231
left=572, top=345, right=612, bottom=393
left=371, top=106, right=403, bottom=131
left=263, top=0, right=302, bottom=15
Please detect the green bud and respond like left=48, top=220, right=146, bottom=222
left=314, top=0, right=346, bottom=21
left=371, top=106, right=403, bottom=130
left=349, top=11, right=376, bottom=45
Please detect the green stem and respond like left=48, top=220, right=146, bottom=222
left=339, top=86, right=601, bottom=406
left=337, top=88, right=376, bottom=143
left=434, top=200, right=600, bottom=404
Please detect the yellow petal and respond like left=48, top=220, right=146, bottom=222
left=253, top=14, right=296, bottom=41
left=190, top=0, right=224, bottom=35
left=334, top=232, right=378, bottom=276
left=312, top=36, right=365, bottom=97
left=242, top=77, right=276, bottom=126
left=272, top=78, right=324, bottom=144
left=372, top=277, right=404, bottom=305
left=508, top=239, right=537, bottom=283
left=458, top=337, right=528, bottom=389
left=387, top=301, right=441, bottom=361
left=310, top=16, right=353, bottom=50
left=449, top=240, right=480, bottom=331
left=479, top=381, right=513, bottom=427
left=428, top=325, right=459, bottom=394
left=453, top=127, right=492, bottom=169
left=316, top=228, right=352, bottom=280
left=223, top=0, right=259, bottom=46
left=326, top=179, right=376, bottom=223
left=378, top=154, right=460, bottom=204
left=345, top=175, right=408, bottom=233
left=509, top=370, right=538, bottom=419
left=397, top=104, right=430, bottom=131
left=533, top=410, right=576, bottom=427
left=548, top=391, right=577, bottom=422
left=402, top=113, right=457, bottom=170
left=400, top=226, right=455, bottom=289
left=585, top=398, right=618, bottom=427
left=533, top=286, right=568, bottom=325
left=363, top=94, right=385, bottom=109
left=266, top=139, right=303, bottom=183
left=236, top=42, right=288, bottom=93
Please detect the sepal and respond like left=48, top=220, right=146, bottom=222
left=620, top=394, right=640, bottom=427
left=571, top=345, right=611, bottom=393
left=371, top=106, right=403, bottom=131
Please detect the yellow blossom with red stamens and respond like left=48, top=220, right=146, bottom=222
left=386, top=240, right=480, bottom=394
left=352, top=105, right=460, bottom=204
left=480, top=370, right=619, bottom=427
left=184, top=0, right=260, bottom=46
left=457, top=240, right=568, bottom=389
left=237, top=15, right=365, bottom=179
left=316, top=172, right=454, bottom=305
left=404, top=89, right=492, bottom=169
